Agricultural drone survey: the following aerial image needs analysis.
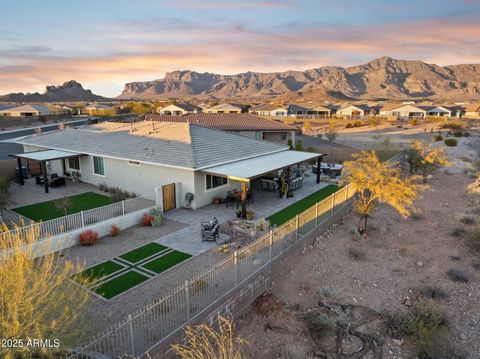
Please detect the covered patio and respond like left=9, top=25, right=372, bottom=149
left=200, top=150, right=325, bottom=219
left=11, top=149, right=85, bottom=193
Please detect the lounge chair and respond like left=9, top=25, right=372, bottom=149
left=201, top=223, right=220, bottom=242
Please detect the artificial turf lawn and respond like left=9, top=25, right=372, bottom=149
left=12, top=192, right=112, bottom=221
left=119, top=243, right=168, bottom=263
left=142, top=250, right=192, bottom=274
left=92, top=271, right=150, bottom=299
left=267, top=185, right=339, bottom=226
left=72, top=260, right=124, bottom=284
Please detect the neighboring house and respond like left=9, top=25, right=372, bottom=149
left=16, top=121, right=319, bottom=211
left=464, top=103, right=480, bottom=118
left=418, top=106, right=452, bottom=117
left=145, top=113, right=297, bottom=144
left=249, top=104, right=288, bottom=116
left=379, top=104, right=426, bottom=118
left=0, top=104, right=65, bottom=117
left=158, top=103, right=202, bottom=115
left=83, top=104, right=115, bottom=115
left=336, top=104, right=373, bottom=117
left=204, top=103, right=243, bottom=113
left=287, top=103, right=331, bottom=117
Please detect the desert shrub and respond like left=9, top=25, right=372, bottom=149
left=353, top=121, right=362, bottom=127
left=387, top=299, right=452, bottom=359
left=472, top=260, right=480, bottom=271
left=450, top=227, right=468, bottom=238
left=98, top=182, right=107, bottom=191
left=149, top=207, right=163, bottom=227
left=347, top=247, right=366, bottom=261
left=433, top=134, right=443, bottom=142
left=453, top=131, right=463, bottom=137
left=414, top=286, right=448, bottom=301
left=319, top=286, right=336, bottom=298
left=346, top=123, right=353, bottom=128
left=465, top=230, right=480, bottom=253
left=409, top=118, right=419, bottom=126
left=278, top=344, right=308, bottom=359
left=410, top=211, right=424, bottom=220
left=111, top=191, right=129, bottom=203
left=110, top=224, right=120, bottom=236
left=446, top=268, right=469, bottom=282
left=444, top=138, right=457, bottom=147
left=141, top=213, right=155, bottom=226
left=79, top=229, right=98, bottom=245
left=256, top=217, right=270, bottom=231
left=463, top=132, right=470, bottom=137
left=369, top=118, right=380, bottom=126
left=306, top=312, right=335, bottom=342
left=440, top=121, right=464, bottom=130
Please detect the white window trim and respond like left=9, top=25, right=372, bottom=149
left=67, top=157, right=81, bottom=171
left=92, top=156, right=106, bottom=177
left=204, top=173, right=229, bottom=193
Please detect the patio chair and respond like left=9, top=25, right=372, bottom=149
left=261, top=179, right=269, bottom=191
left=201, top=217, right=218, bottom=231
left=225, top=191, right=236, bottom=208
left=35, top=176, right=45, bottom=186
left=201, top=223, right=219, bottom=243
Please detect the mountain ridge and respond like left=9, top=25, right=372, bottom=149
left=0, top=80, right=107, bottom=103
left=118, top=57, right=480, bottom=101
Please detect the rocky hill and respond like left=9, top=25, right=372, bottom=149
left=0, top=80, right=106, bottom=102
left=118, top=57, right=480, bottom=101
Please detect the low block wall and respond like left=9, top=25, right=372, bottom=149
left=4, top=207, right=154, bottom=259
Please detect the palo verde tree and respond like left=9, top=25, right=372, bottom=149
left=342, top=151, right=422, bottom=234
left=0, top=225, right=91, bottom=358
left=410, top=141, right=451, bottom=183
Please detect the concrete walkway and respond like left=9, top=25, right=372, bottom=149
left=156, top=174, right=329, bottom=255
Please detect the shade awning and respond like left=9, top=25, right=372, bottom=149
left=11, top=149, right=83, bottom=162
left=200, top=150, right=323, bottom=181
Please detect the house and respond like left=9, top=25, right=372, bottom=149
left=379, top=104, right=426, bottom=118
left=336, top=104, right=373, bottom=117
left=158, top=103, right=202, bottom=115
left=204, top=103, right=243, bottom=113
left=287, top=103, right=331, bottom=117
left=418, top=105, right=452, bottom=117
left=15, top=121, right=321, bottom=213
left=249, top=104, right=288, bottom=116
left=83, top=104, right=115, bottom=115
left=0, top=104, right=66, bottom=117
left=464, top=103, right=480, bottom=118
left=145, top=113, right=296, bottom=144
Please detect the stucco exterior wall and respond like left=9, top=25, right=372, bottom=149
left=193, top=172, right=241, bottom=208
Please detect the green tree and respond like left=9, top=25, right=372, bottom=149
left=54, top=196, right=72, bottom=216
left=295, top=140, right=303, bottom=151
left=342, top=151, right=422, bottom=234
left=410, top=141, right=451, bottom=183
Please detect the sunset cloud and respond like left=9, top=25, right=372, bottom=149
left=1, top=1, right=479, bottom=97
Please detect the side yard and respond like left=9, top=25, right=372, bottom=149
left=237, top=147, right=480, bottom=358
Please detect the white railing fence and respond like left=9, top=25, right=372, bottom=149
left=1, top=194, right=155, bottom=245
left=68, top=153, right=405, bottom=358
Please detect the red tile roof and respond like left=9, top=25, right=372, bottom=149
left=145, top=113, right=296, bottom=131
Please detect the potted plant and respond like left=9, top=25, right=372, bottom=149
left=235, top=209, right=242, bottom=218
left=212, top=197, right=222, bottom=204
left=246, top=210, right=254, bottom=220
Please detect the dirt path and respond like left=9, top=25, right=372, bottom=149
left=237, top=136, right=480, bottom=358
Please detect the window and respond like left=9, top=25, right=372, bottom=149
left=68, top=157, right=80, bottom=170
left=281, top=132, right=287, bottom=140
left=255, top=131, right=262, bottom=140
left=93, top=156, right=105, bottom=176
left=206, top=174, right=227, bottom=190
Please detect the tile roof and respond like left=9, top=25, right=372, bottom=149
left=249, top=104, right=286, bottom=112
left=0, top=104, right=50, bottom=113
left=205, top=103, right=243, bottom=112
left=160, top=103, right=202, bottom=111
left=465, top=103, right=480, bottom=112
left=145, top=113, right=296, bottom=131
left=17, top=121, right=288, bottom=170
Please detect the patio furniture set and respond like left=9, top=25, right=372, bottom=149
left=201, top=217, right=220, bottom=243
left=225, top=189, right=254, bottom=209
left=312, top=163, right=343, bottom=178
left=260, top=175, right=304, bottom=193
left=35, top=173, right=67, bottom=188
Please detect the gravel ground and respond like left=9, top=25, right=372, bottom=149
left=237, top=135, right=480, bottom=359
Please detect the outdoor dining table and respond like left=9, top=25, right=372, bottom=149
left=226, top=191, right=252, bottom=209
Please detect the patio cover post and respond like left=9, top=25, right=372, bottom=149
left=16, top=157, right=24, bottom=185
left=41, top=161, right=49, bottom=193
left=316, top=156, right=322, bottom=184
left=241, top=181, right=247, bottom=219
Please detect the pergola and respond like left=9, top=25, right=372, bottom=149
left=200, top=150, right=325, bottom=218
left=11, top=150, right=84, bottom=193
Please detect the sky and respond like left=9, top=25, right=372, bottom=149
left=1, top=0, right=479, bottom=97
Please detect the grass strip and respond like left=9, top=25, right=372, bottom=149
left=93, top=270, right=150, bottom=299
left=142, top=250, right=192, bottom=274
left=72, top=260, right=124, bottom=285
left=267, top=185, right=339, bottom=226
left=119, top=242, right=168, bottom=264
